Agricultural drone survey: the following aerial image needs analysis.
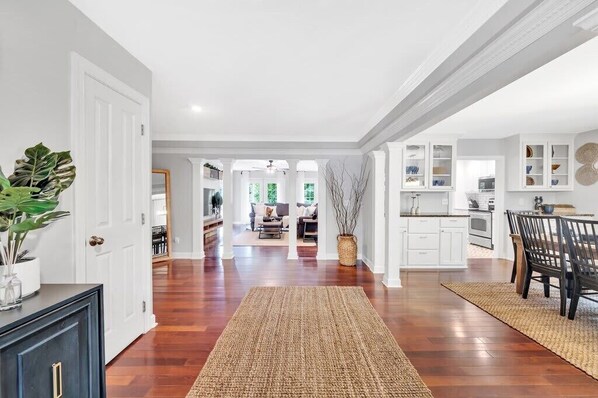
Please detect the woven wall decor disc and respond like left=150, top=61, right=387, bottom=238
left=576, top=164, right=598, bottom=186
left=575, top=142, right=598, bottom=164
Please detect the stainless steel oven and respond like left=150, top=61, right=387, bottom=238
left=468, top=210, right=493, bottom=249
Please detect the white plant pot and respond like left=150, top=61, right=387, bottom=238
left=13, top=258, right=41, bottom=298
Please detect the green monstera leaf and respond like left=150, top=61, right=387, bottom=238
left=9, top=143, right=58, bottom=188
left=0, top=168, right=10, bottom=191
left=0, top=215, right=9, bottom=232
left=0, top=187, right=59, bottom=215
left=37, top=151, right=76, bottom=199
left=9, top=211, right=70, bottom=233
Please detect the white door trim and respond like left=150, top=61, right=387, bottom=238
left=453, top=155, right=506, bottom=260
left=70, top=52, right=156, bottom=332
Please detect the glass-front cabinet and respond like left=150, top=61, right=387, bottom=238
left=403, top=144, right=427, bottom=189
left=402, top=142, right=455, bottom=191
left=431, top=144, right=453, bottom=189
left=521, top=140, right=573, bottom=191
left=523, top=143, right=545, bottom=188
left=550, top=143, right=571, bottom=189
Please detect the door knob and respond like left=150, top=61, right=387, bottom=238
left=89, top=236, right=105, bottom=246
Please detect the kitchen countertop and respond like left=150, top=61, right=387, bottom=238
left=400, top=213, right=470, bottom=218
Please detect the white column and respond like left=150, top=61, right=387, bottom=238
left=240, top=171, right=250, bottom=224
left=382, top=143, right=403, bottom=287
left=221, top=158, right=235, bottom=259
left=368, top=151, right=386, bottom=273
left=287, top=159, right=298, bottom=260
left=296, top=171, right=305, bottom=203
left=315, top=159, right=328, bottom=260
left=189, top=158, right=205, bottom=259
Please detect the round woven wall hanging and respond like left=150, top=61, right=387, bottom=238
left=575, top=142, right=598, bottom=186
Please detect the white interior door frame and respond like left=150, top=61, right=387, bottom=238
left=70, top=52, right=156, bottom=332
left=453, top=155, right=506, bottom=260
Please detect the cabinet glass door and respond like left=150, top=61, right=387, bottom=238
left=431, top=144, right=453, bottom=189
left=403, top=144, right=427, bottom=189
left=524, top=143, right=545, bottom=188
left=550, top=143, right=570, bottom=188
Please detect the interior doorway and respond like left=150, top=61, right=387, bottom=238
left=453, top=158, right=505, bottom=260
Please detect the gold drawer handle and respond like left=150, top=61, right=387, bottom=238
left=52, top=362, right=63, bottom=398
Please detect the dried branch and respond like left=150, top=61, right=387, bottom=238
left=325, top=159, right=370, bottom=236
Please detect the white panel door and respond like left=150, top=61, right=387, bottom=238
left=84, top=75, right=144, bottom=362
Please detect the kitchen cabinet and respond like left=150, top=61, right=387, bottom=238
left=440, top=228, right=468, bottom=266
left=507, top=134, right=574, bottom=191
left=402, top=141, right=456, bottom=191
left=399, top=216, right=468, bottom=269
left=0, top=284, right=105, bottom=397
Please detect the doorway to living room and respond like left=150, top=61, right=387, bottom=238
left=231, top=159, right=319, bottom=257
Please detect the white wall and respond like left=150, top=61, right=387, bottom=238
left=0, top=0, right=152, bottom=283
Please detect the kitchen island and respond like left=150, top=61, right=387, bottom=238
left=398, top=213, right=470, bottom=269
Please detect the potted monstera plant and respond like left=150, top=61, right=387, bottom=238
left=0, top=143, right=75, bottom=310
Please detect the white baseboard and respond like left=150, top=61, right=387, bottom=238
left=172, top=251, right=205, bottom=259
left=382, top=277, right=402, bottom=288
left=362, top=256, right=385, bottom=274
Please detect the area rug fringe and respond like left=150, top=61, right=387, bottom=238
left=186, top=286, right=433, bottom=397
left=443, top=282, right=598, bottom=381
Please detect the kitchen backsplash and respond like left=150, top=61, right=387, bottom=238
left=400, top=192, right=450, bottom=213
left=466, top=191, right=495, bottom=210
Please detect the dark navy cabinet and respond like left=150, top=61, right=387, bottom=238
left=0, top=284, right=105, bottom=398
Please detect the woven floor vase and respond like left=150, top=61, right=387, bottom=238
left=337, top=235, right=358, bottom=266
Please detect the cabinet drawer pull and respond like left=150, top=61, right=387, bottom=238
left=419, top=252, right=427, bottom=255
left=52, top=362, right=63, bottom=398
left=419, top=236, right=427, bottom=239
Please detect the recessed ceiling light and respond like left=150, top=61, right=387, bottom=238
left=191, top=105, right=202, bottom=113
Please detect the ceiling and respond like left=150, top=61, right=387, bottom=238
left=422, top=36, right=598, bottom=139
left=69, top=0, right=484, bottom=143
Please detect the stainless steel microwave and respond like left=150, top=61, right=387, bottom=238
left=478, top=176, right=495, bottom=192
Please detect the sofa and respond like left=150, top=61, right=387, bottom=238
left=250, top=202, right=317, bottom=237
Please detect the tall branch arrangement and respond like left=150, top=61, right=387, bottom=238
left=0, top=143, right=76, bottom=267
left=325, top=160, right=369, bottom=236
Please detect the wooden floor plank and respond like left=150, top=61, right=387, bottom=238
left=107, top=240, right=598, bottom=397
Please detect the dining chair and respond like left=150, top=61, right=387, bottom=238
left=560, top=217, right=598, bottom=320
left=518, top=214, right=571, bottom=316
left=506, top=210, right=536, bottom=283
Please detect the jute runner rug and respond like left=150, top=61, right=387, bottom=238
left=443, top=282, right=598, bottom=380
left=186, top=286, right=433, bottom=397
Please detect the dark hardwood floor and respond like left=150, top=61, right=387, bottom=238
left=108, top=237, right=598, bottom=397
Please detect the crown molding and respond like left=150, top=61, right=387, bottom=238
left=574, top=6, right=598, bottom=32
left=360, top=0, right=598, bottom=152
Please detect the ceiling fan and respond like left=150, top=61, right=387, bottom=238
left=251, top=160, right=288, bottom=174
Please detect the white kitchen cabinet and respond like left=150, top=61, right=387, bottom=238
left=401, top=217, right=467, bottom=269
left=439, top=228, right=467, bottom=266
left=402, top=141, right=456, bottom=191
left=507, top=134, right=574, bottom=191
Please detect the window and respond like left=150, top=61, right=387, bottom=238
left=304, top=183, right=315, bottom=204
left=249, top=182, right=261, bottom=203
left=267, top=183, right=278, bottom=203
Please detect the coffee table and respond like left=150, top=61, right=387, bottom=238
left=258, top=221, right=283, bottom=239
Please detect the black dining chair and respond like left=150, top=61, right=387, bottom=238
left=518, top=214, right=571, bottom=316
left=560, top=217, right=598, bottom=320
left=506, top=210, right=536, bottom=283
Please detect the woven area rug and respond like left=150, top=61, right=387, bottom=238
left=443, top=282, right=598, bottom=380
left=187, top=286, right=433, bottom=397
